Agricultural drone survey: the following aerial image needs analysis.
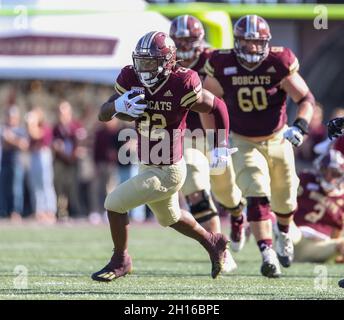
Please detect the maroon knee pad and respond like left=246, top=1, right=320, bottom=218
left=246, top=197, right=271, bottom=222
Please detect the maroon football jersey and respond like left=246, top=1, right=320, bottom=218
left=114, top=65, right=202, bottom=165
left=205, top=47, right=299, bottom=137
left=183, top=48, right=213, bottom=134
left=188, top=48, right=213, bottom=80
left=334, top=136, right=344, bottom=155
left=294, top=171, right=344, bottom=237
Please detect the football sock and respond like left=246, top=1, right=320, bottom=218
left=277, top=222, right=289, bottom=234
left=257, top=239, right=273, bottom=252
left=231, top=214, right=244, bottom=224
left=107, top=211, right=129, bottom=254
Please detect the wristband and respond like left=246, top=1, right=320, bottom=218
left=293, top=118, right=309, bottom=135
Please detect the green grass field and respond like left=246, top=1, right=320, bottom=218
left=0, top=222, right=343, bottom=300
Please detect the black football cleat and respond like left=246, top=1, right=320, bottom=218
left=92, top=252, right=133, bottom=282
left=260, top=247, right=281, bottom=278
left=338, top=279, right=344, bottom=288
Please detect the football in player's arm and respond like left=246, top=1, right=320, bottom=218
left=291, top=150, right=344, bottom=263
left=169, top=15, right=245, bottom=257
left=202, top=15, right=315, bottom=278
left=92, top=31, right=236, bottom=282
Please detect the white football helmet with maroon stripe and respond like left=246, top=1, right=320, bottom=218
left=234, top=15, right=271, bottom=65
left=132, top=31, right=176, bottom=88
left=169, top=15, right=205, bottom=61
left=314, top=149, right=344, bottom=194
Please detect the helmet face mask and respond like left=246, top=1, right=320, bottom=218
left=132, top=56, right=165, bottom=87
left=133, top=57, right=161, bottom=73
left=233, top=15, right=271, bottom=65
left=319, top=167, right=343, bottom=193
left=173, top=37, right=203, bottom=60
left=170, top=15, right=205, bottom=62
left=235, top=38, right=270, bottom=64
left=314, top=150, right=344, bottom=194
left=132, top=31, right=176, bottom=88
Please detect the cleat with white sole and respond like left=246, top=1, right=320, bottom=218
left=260, top=247, right=281, bottom=278
left=275, top=231, right=294, bottom=268
left=222, top=248, right=238, bottom=273
left=230, top=227, right=246, bottom=252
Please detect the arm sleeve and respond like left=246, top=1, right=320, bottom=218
left=209, top=96, right=230, bottom=147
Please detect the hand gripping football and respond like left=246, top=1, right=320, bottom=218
left=116, top=91, right=147, bottom=122
left=128, top=91, right=147, bottom=105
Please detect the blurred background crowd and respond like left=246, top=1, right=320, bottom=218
left=0, top=81, right=149, bottom=224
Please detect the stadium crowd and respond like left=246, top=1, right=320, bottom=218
left=0, top=81, right=149, bottom=224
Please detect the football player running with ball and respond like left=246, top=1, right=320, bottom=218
left=170, top=15, right=246, bottom=258
left=203, top=15, right=315, bottom=278
left=92, top=31, right=237, bottom=282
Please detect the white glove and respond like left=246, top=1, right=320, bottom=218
left=113, top=90, right=147, bottom=118
left=283, top=126, right=304, bottom=147
left=209, top=147, right=238, bottom=169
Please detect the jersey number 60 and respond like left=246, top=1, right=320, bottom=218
left=238, top=86, right=268, bottom=112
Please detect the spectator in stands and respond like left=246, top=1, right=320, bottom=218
left=76, top=106, right=96, bottom=220
left=90, top=119, right=120, bottom=224
left=26, top=107, right=57, bottom=224
left=52, top=101, right=85, bottom=219
left=0, top=106, right=29, bottom=221
left=90, top=119, right=145, bottom=223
